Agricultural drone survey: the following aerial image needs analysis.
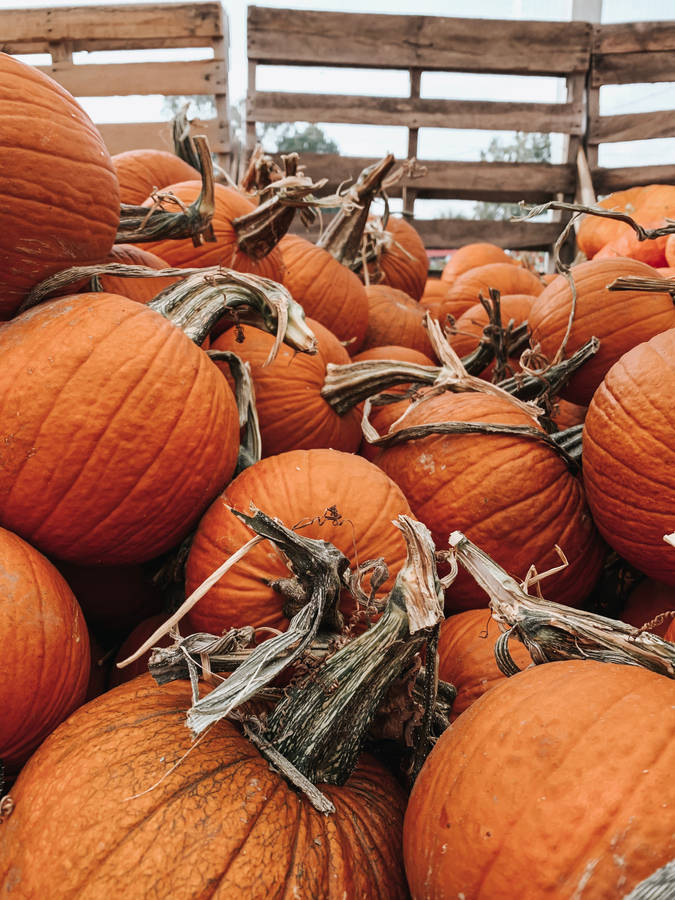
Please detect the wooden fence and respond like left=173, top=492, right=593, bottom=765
left=247, top=7, right=675, bottom=251
left=0, top=2, right=231, bottom=163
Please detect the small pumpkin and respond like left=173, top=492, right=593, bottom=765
left=440, top=242, right=519, bottom=283
left=368, top=216, right=428, bottom=300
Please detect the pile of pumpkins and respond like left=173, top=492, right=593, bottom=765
left=0, top=51, right=674, bottom=899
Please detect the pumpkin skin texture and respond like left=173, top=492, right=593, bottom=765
left=666, top=235, right=675, bottom=267
left=374, top=216, right=429, bottom=301
left=140, top=181, right=285, bottom=281
left=185, top=449, right=413, bottom=635
left=404, top=659, right=675, bottom=900
left=0, top=53, right=120, bottom=319
left=99, top=243, right=179, bottom=304
left=280, top=234, right=368, bottom=352
left=362, top=284, right=435, bottom=358
left=529, top=258, right=675, bottom=406
left=421, top=278, right=453, bottom=304
left=583, top=328, right=675, bottom=585
left=212, top=318, right=362, bottom=457
left=550, top=398, right=587, bottom=431
left=0, top=293, right=239, bottom=565
left=0, top=527, right=89, bottom=772
left=377, top=391, right=604, bottom=610
left=437, top=608, right=532, bottom=721
left=439, top=262, right=544, bottom=324
left=0, top=677, right=409, bottom=899
left=440, top=242, right=519, bottom=283
left=112, top=148, right=199, bottom=205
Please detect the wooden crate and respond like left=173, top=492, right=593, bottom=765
left=587, top=21, right=675, bottom=194
left=246, top=7, right=594, bottom=251
left=0, top=2, right=231, bottom=163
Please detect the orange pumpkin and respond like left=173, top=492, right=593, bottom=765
left=212, top=319, right=362, bottom=457
left=98, top=244, right=180, bottom=304
left=437, top=609, right=532, bottom=721
left=620, top=579, right=675, bottom=637
left=0, top=526, right=89, bottom=772
left=371, top=216, right=428, bottom=300
left=185, top=449, right=413, bottom=635
left=666, top=235, right=675, bottom=267
left=109, top=614, right=172, bottom=688
left=0, top=293, right=239, bottom=565
left=440, top=242, right=519, bottom=283
left=280, top=234, right=368, bottom=352
left=449, top=292, right=533, bottom=379
left=549, top=398, right=588, bottom=431
left=361, top=284, right=435, bottom=357
left=0, top=53, right=120, bottom=319
left=0, top=677, right=408, bottom=898
left=529, top=258, right=675, bottom=405
left=404, top=659, right=675, bottom=899
left=112, top=148, right=199, bottom=205
left=583, top=328, right=675, bottom=585
left=439, top=262, right=544, bottom=324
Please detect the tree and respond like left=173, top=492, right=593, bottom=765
left=473, top=131, right=552, bottom=221
left=256, top=122, right=339, bottom=154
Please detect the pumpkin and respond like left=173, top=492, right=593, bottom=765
left=0, top=53, right=120, bottom=319
left=184, top=448, right=413, bottom=635
left=437, top=608, right=532, bottom=721
left=421, top=278, right=453, bottom=304
left=109, top=614, right=172, bottom=688
left=280, top=234, right=368, bottom=352
left=96, top=244, right=181, bottom=304
left=0, top=526, right=89, bottom=772
left=361, top=284, right=435, bottom=357
left=529, top=258, right=675, bottom=406
left=112, top=148, right=199, bottom=205
left=439, top=262, right=544, bottom=324
left=583, top=328, right=675, bottom=585
left=139, top=181, right=285, bottom=282
left=376, top=390, right=604, bottom=610
left=549, top=397, right=587, bottom=431
left=666, top=235, right=675, bottom=267
left=370, top=216, right=428, bottom=300
left=212, top=318, right=362, bottom=457
left=0, top=293, right=239, bottom=565
left=620, top=579, right=675, bottom=637
left=0, top=677, right=408, bottom=899
left=404, top=659, right=675, bottom=899
left=449, top=292, right=533, bottom=379
left=440, top=242, right=519, bottom=283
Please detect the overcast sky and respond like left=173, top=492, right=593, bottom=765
left=6, top=0, right=675, bottom=214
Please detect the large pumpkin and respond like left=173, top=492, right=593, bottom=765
left=583, top=328, right=675, bottom=585
left=0, top=677, right=408, bottom=899
left=212, top=318, right=362, bottom=456
left=280, top=234, right=368, bottom=352
left=140, top=181, right=285, bottom=282
left=0, top=53, right=120, bottom=319
left=0, top=526, right=89, bottom=772
left=377, top=390, right=604, bottom=610
left=404, top=659, right=675, bottom=899
left=0, top=293, right=239, bottom=565
left=185, top=448, right=413, bottom=635
left=529, top=258, right=675, bottom=405
left=112, top=148, right=199, bottom=205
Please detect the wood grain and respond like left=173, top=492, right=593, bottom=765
left=589, top=110, right=675, bottom=144
left=37, top=59, right=226, bottom=97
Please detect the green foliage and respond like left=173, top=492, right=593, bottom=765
left=257, top=122, right=339, bottom=154
left=473, top=132, right=552, bottom=221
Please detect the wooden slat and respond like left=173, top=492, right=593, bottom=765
left=250, top=92, right=585, bottom=134
left=593, top=164, right=675, bottom=194
left=37, top=59, right=226, bottom=97
left=589, top=110, right=675, bottom=144
left=412, top=219, right=562, bottom=250
left=97, top=118, right=226, bottom=156
left=248, top=7, right=592, bottom=75
left=593, top=21, right=675, bottom=55
left=294, top=154, right=575, bottom=202
left=592, top=52, right=675, bottom=86
left=0, top=4, right=224, bottom=48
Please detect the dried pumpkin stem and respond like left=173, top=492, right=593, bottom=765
left=206, top=351, right=261, bottom=471
left=116, top=136, right=216, bottom=246
left=447, top=531, right=675, bottom=679
left=515, top=200, right=675, bottom=241
left=622, top=859, right=675, bottom=899
left=608, top=275, right=675, bottom=300
left=498, top=337, right=600, bottom=403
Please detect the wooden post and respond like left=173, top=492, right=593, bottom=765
left=402, top=67, right=421, bottom=221
left=212, top=6, right=232, bottom=175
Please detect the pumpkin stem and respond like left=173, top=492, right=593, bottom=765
left=316, top=154, right=396, bottom=267
left=549, top=423, right=584, bottom=461
left=116, top=136, right=216, bottom=246
left=447, top=531, right=675, bottom=679
left=608, top=274, right=675, bottom=301
left=205, top=350, right=261, bottom=471
left=498, top=337, right=600, bottom=405
left=263, top=516, right=444, bottom=785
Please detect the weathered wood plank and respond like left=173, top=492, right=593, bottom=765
left=593, top=21, right=675, bottom=55
left=293, top=154, right=575, bottom=201
left=37, top=59, right=226, bottom=97
left=97, top=118, right=225, bottom=156
left=249, top=92, right=585, bottom=134
left=592, top=51, right=675, bottom=86
left=589, top=109, right=675, bottom=144
left=0, top=4, right=224, bottom=46
left=593, top=164, right=675, bottom=194
left=248, top=7, right=592, bottom=74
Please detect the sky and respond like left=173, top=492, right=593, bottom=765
left=5, top=0, right=675, bottom=216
